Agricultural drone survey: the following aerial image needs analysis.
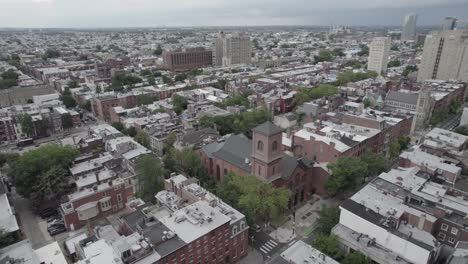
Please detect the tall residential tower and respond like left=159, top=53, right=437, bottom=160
left=367, top=37, right=391, bottom=74
left=214, top=32, right=252, bottom=67
left=401, top=13, right=418, bottom=41
left=417, top=29, right=468, bottom=82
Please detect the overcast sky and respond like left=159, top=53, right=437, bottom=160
left=1, top=0, right=467, bottom=28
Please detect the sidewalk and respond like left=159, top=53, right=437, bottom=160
left=278, top=195, right=340, bottom=239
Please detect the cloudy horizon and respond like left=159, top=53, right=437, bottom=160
left=1, top=0, right=467, bottom=28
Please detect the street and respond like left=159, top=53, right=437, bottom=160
left=10, top=187, right=54, bottom=249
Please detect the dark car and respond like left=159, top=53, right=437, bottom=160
left=48, top=225, right=66, bottom=236
left=39, top=208, right=58, bottom=219
left=46, top=215, right=62, bottom=223
left=47, top=218, right=64, bottom=227
left=39, top=207, right=58, bottom=219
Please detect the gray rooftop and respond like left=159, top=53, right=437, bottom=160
left=385, top=91, right=419, bottom=105
left=213, top=134, right=252, bottom=172
left=253, top=121, right=284, bottom=136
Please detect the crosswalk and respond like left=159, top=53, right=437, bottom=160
left=259, top=239, right=279, bottom=255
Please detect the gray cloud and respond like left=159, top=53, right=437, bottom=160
left=0, top=0, right=467, bottom=27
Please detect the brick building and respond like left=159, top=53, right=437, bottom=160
left=163, top=48, right=213, bottom=72
left=95, top=57, right=131, bottom=80
left=199, top=122, right=329, bottom=205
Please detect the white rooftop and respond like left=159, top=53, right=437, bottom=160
left=280, top=240, right=340, bottom=264
left=400, top=146, right=461, bottom=175
left=35, top=241, right=67, bottom=264
left=159, top=200, right=231, bottom=244
left=0, top=193, right=19, bottom=233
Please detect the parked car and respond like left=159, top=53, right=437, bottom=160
left=253, top=224, right=262, bottom=233
left=48, top=225, right=66, bottom=236
left=46, top=215, right=62, bottom=223
left=47, top=218, right=64, bottom=227
left=39, top=208, right=58, bottom=219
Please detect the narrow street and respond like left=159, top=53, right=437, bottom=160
left=10, top=187, right=53, bottom=249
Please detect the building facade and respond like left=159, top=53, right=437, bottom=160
left=215, top=32, right=252, bottom=67
left=163, top=48, right=213, bottom=72
left=367, top=37, right=391, bottom=74
left=401, top=13, right=418, bottom=41
left=417, top=29, right=468, bottom=82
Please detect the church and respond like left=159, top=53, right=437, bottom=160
left=198, top=121, right=330, bottom=208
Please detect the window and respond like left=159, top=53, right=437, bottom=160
left=441, top=223, right=449, bottom=231
left=258, top=165, right=262, bottom=175
left=438, top=232, right=446, bottom=241
left=272, top=141, right=278, bottom=151
left=224, top=168, right=228, bottom=176
left=232, top=226, right=238, bottom=235
left=257, top=140, right=263, bottom=151
left=451, top=227, right=458, bottom=235
left=448, top=237, right=455, bottom=244
left=240, top=221, right=246, bottom=230
left=272, top=166, right=275, bottom=175
left=117, top=194, right=122, bottom=202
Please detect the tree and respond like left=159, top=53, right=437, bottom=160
left=148, top=76, right=156, bottom=85
left=325, top=156, right=368, bottom=196
left=162, top=75, right=173, bottom=85
left=455, top=125, right=468, bottom=136
left=136, top=94, right=158, bottom=106
left=135, top=130, right=151, bottom=149
left=343, top=60, right=362, bottom=69
left=294, top=84, right=338, bottom=106
left=111, top=73, right=142, bottom=90
left=332, top=48, right=345, bottom=57
left=136, top=155, right=166, bottom=202
left=42, top=49, right=61, bottom=60
left=214, top=79, right=227, bottom=90
left=315, top=49, right=334, bottom=63
left=342, top=251, right=370, bottom=264
left=19, top=113, right=34, bottom=137
left=9, top=144, right=79, bottom=199
left=67, top=80, right=79, bottom=88
left=0, top=153, right=19, bottom=168
left=312, top=235, right=343, bottom=260
left=357, top=44, right=369, bottom=56
left=60, top=87, right=77, bottom=108
left=174, top=73, right=188, bottom=82
left=316, top=206, right=340, bottom=235
left=387, top=60, right=401, bottom=68
left=217, top=173, right=291, bottom=224
left=36, top=166, right=68, bottom=200
left=0, top=69, right=19, bottom=89
left=0, top=229, right=17, bottom=248
left=163, top=132, right=177, bottom=154
left=335, top=71, right=378, bottom=86
left=363, top=98, right=371, bottom=108
left=390, top=44, right=399, bottom=51
left=168, top=148, right=205, bottom=180
left=111, top=122, right=125, bottom=132
left=397, top=136, right=411, bottom=151
left=80, top=101, right=91, bottom=112
left=61, top=113, right=73, bottom=130
left=153, top=44, right=163, bottom=56
left=390, top=140, right=401, bottom=159
left=361, top=151, right=388, bottom=177
left=402, top=65, right=418, bottom=77
left=172, top=94, right=188, bottom=115
left=126, top=126, right=137, bottom=137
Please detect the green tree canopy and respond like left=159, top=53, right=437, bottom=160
left=217, top=173, right=291, bottom=224
left=153, top=44, right=163, bottom=56
left=111, top=73, right=142, bottom=90
left=61, top=113, right=73, bottom=130
left=387, top=60, right=401, bottom=68
left=315, top=49, right=334, bottom=63
left=42, top=49, right=61, bottom=60
left=294, top=84, right=338, bottom=106
left=312, top=235, right=343, bottom=260
left=136, top=155, right=166, bottom=202
left=342, top=251, right=370, bottom=264
left=19, top=113, right=34, bottom=137
left=60, top=87, right=77, bottom=108
left=325, top=156, right=368, bottom=196
left=135, top=130, right=151, bottom=149
left=360, top=151, right=388, bottom=177
left=172, top=94, right=188, bottom=115
left=335, top=71, right=378, bottom=86
left=9, top=144, right=79, bottom=199
left=0, top=69, right=19, bottom=89
left=316, top=206, right=340, bottom=235
left=357, top=44, right=369, bottom=56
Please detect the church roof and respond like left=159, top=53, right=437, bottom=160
left=253, top=121, right=284, bottom=136
left=212, top=134, right=252, bottom=172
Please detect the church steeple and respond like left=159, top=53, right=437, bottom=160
left=251, top=121, right=283, bottom=180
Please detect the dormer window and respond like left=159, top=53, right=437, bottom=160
left=272, top=141, right=278, bottom=152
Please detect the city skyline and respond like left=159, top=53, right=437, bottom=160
left=0, top=0, right=467, bottom=28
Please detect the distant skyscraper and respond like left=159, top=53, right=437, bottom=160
left=401, top=13, right=418, bottom=41
left=417, top=29, right=468, bottom=82
left=442, top=17, right=457, bottom=31
left=214, top=32, right=252, bottom=67
left=367, top=37, right=391, bottom=74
